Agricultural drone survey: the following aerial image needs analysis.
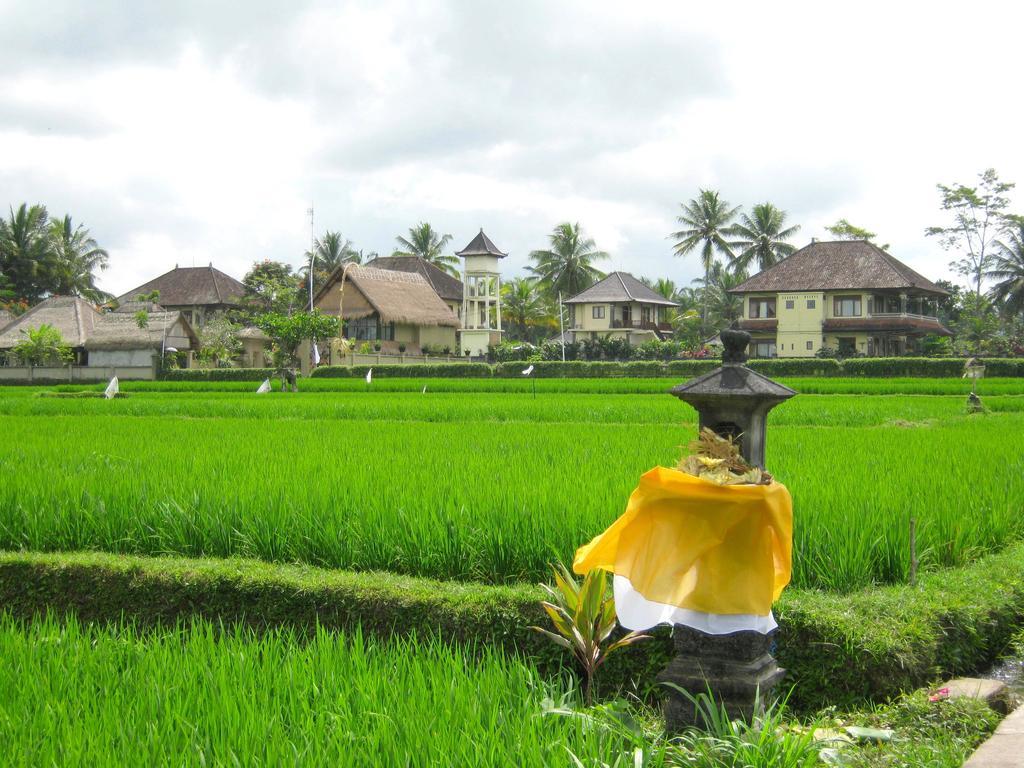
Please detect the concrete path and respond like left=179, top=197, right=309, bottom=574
left=963, top=704, right=1024, bottom=767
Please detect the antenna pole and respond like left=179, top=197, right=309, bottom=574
left=307, top=204, right=315, bottom=311
left=558, top=292, right=565, bottom=361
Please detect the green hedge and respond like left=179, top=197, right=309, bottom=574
left=980, top=358, right=1024, bottom=377
left=5, top=545, right=1024, bottom=711
left=311, top=363, right=493, bottom=378
left=161, top=368, right=284, bottom=382
left=297, top=358, right=1024, bottom=380
left=748, top=359, right=843, bottom=377
left=841, top=358, right=967, bottom=378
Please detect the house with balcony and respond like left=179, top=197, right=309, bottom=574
left=730, top=240, right=952, bottom=358
left=563, top=272, right=677, bottom=344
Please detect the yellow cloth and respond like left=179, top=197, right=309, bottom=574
left=573, top=466, right=792, bottom=616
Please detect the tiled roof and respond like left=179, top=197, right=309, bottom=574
left=564, top=272, right=679, bottom=306
left=455, top=229, right=507, bottom=258
left=364, top=255, right=464, bottom=302
left=116, top=265, right=247, bottom=307
left=730, top=241, right=948, bottom=295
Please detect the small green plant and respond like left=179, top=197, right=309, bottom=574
left=530, top=563, right=649, bottom=704
left=398, top=343, right=406, bottom=354
left=12, top=324, right=73, bottom=366
left=134, top=310, right=149, bottom=329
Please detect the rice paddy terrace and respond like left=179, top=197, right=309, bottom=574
left=1, top=377, right=1022, bottom=591
left=2, top=376, right=1023, bottom=764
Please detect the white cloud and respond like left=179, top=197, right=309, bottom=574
left=0, top=0, right=1021, bottom=296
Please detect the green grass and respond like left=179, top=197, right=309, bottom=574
left=15, top=375, right=1024, bottom=395
left=0, top=614, right=643, bottom=767
left=1, top=389, right=1021, bottom=591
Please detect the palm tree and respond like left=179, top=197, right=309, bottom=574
left=670, top=190, right=741, bottom=324
left=304, top=231, right=359, bottom=274
left=501, top=277, right=548, bottom=341
left=48, top=215, right=111, bottom=302
left=528, top=222, right=608, bottom=299
left=987, top=221, right=1024, bottom=317
left=705, top=266, right=749, bottom=329
left=729, top=203, right=800, bottom=273
left=0, top=203, right=54, bottom=304
left=393, top=222, right=459, bottom=276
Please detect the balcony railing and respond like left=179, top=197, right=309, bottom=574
left=868, top=312, right=939, bottom=320
left=610, top=319, right=672, bottom=331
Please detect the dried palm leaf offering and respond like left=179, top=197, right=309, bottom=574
left=676, top=427, right=773, bottom=485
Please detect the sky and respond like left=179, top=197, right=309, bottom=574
left=1, top=0, right=1022, bottom=298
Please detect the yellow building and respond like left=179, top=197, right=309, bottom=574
left=731, top=240, right=951, bottom=358
left=564, top=272, right=678, bottom=344
left=313, top=265, right=459, bottom=355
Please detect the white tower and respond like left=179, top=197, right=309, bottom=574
left=456, top=229, right=507, bottom=356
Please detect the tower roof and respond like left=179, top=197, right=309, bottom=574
left=455, top=229, right=507, bottom=258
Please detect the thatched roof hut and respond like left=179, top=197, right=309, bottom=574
left=363, top=255, right=463, bottom=303
left=0, top=296, right=99, bottom=349
left=84, top=310, right=199, bottom=351
left=314, top=266, right=459, bottom=327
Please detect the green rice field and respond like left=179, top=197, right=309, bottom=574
left=0, top=614, right=631, bottom=767
left=1, top=381, right=1021, bottom=591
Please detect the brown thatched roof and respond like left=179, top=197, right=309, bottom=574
left=565, top=272, right=678, bottom=306
left=455, top=229, right=507, bottom=258
left=237, top=326, right=269, bottom=341
left=116, top=265, right=246, bottom=307
left=315, top=266, right=459, bottom=327
left=364, top=255, right=464, bottom=302
left=0, top=296, right=199, bottom=351
left=730, top=241, right=948, bottom=296
left=0, top=296, right=99, bottom=349
left=85, top=310, right=199, bottom=351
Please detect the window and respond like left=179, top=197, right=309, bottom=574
left=806, top=341, right=813, bottom=350
left=641, top=306, right=651, bottom=324
left=752, top=342, right=777, bottom=358
left=592, top=305, right=606, bottom=319
left=833, top=296, right=862, bottom=317
left=749, top=298, right=776, bottom=319
left=785, top=300, right=795, bottom=310
left=806, top=299, right=816, bottom=309
left=838, top=337, right=856, bottom=356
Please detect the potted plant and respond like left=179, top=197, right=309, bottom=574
left=373, top=342, right=381, bottom=353
left=398, top=343, right=406, bottom=354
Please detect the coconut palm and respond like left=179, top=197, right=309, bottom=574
left=304, top=231, right=360, bottom=274
left=48, top=215, right=111, bottom=302
left=501, top=277, right=548, bottom=341
left=987, top=220, right=1024, bottom=317
left=705, top=266, right=749, bottom=329
left=729, top=203, right=800, bottom=273
left=393, top=222, right=459, bottom=276
left=670, top=190, right=741, bottom=324
left=528, top=222, right=608, bottom=299
left=0, top=203, right=54, bottom=304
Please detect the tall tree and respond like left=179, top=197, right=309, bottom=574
left=987, top=219, right=1024, bottom=317
left=304, top=231, right=359, bottom=274
left=705, top=266, right=749, bottom=329
left=528, top=222, right=608, bottom=299
left=670, top=190, right=740, bottom=325
left=0, top=203, right=54, bottom=304
left=730, top=203, right=800, bottom=273
left=393, top=222, right=459, bottom=276
left=48, top=215, right=111, bottom=302
left=242, top=260, right=301, bottom=316
left=500, top=277, right=548, bottom=342
left=926, top=168, right=1015, bottom=297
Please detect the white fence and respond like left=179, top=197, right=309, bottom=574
left=0, top=365, right=157, bottom=382
left=338, top=353, right=482, bottom=366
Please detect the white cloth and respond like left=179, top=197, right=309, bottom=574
left=613, top=574, right=777, bottom=635
left=365, top=368, right=373, bottom=384
left=311, top=342, right=320, bottom=365
left=104, top=377, right=119, bottom=399
left=256, top=379, right=271, bottom=394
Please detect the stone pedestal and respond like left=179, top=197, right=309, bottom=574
left=658, top=626, right=784, bottom=731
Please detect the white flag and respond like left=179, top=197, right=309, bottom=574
left=104, top=376, right=119, bottom=399
left=365, top=368, right=373, bottom=384
left=522, top=364, right=534, bottom=376
left=256, top=378, right=271, bottom=394
left=311, top=341, right=320, bottom=365
left=422, top=385, right=427, bottom=394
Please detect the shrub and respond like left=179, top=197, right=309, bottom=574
left=665, top=360, right=718, bottom=377
left=841, top=357, right=966, bottom=378
left=748, top=359, right=842, bottom=377
left=979, top=358, right=1024, bottom=377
